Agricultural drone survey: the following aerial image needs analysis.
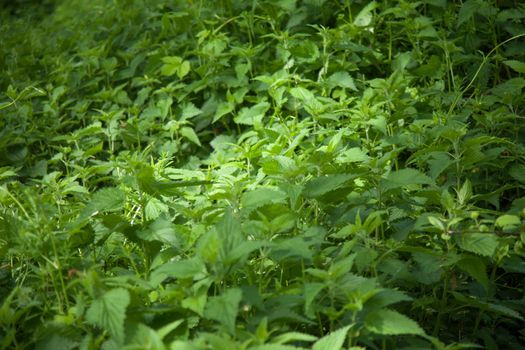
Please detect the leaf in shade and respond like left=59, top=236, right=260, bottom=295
left=149, top=257, right=207, bottom=286
left=136, top=216, right=179, bottom=247
left=457, top=255, right=489, bottom=290
left=204, top=288, right=242, bottom=334
left=81, top=187, right=126, bottom=218
left=503, top=60, right=525, bottom=74
left=382, top=168, right=433, bottom=191
left=303, top=174, right=355, bottom=198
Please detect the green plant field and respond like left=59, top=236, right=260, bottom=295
left=1, top=0, right=525, bottom=349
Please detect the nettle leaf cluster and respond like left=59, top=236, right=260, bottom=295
left=1, top=0, right=525, bottom=349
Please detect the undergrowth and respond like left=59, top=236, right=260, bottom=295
left=1, top=0, right=525, bottom=349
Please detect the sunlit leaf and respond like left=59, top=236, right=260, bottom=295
left=455, top=233, right=499, bottom=257
left=365, top=309, right=425, bottom=335
left=85, top=288, right=130, bottom=343
left=312, top=325, right=351, bottom=350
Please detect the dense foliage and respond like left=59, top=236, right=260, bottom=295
left=1, top=0, right=525, bottom=349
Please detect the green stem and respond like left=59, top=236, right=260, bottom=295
left=447, top=33, right=525, bottom=117
left=433, top=271, right=449, bottom=337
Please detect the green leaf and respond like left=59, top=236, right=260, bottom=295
left=503, top=60, right=525, bottom=74
left=312, top=325, right=351, bottom=350
left=457, top=0, right=478, bottom=26
left=225, top=241, right=266, bottom=265
left=213, top=101, right=235, bottom=123
left=181, top=102, right=202, bottom=120
left=249, top=345, right=305, bottom=350
left=157, top=319, right=185, bottom=340
left=495, top=215, right=520, bottom=229
left=455, top=233, right=499, bottom=257
left=353, top=1, right=378, bottom=27
left=289, top=87, right=315, bottom=101
left=234, top=101, right=270, bottom=125
left=272, top=332, right=317, bottom=345
left=509, top=164, right=525, bottom=183
left=34, top=334, right=77, bottom=350
left=491, top=78, right=525, bottom=98
left=382, top=168, right=433, bottom=191
left=451, top=292, right=524, bottom=320
left=125, top=322, right=165, bottom=349
left=326, top=72, right=357, bottom=91
left=144, top=198, right=169, bottom=221
left=204, top=288, right=242, bottom=335
left=161, top=57, right=181, bottom=76
left=303, top=174, right=355, bottom=198
left=180, top=126, right=201, bottom=146
left=412, top=252, right=443, bottom=285
left=137, top=216, right=179, bottom=247
left=260, top=156, right=299, bottom=176
left=427, top=216, right=446, bottom=231
left=271, top=237, right=313, bottom=262
left=427, top=152, right=454, bottom=180
left=336, top=147, right=370, bottom=163
left=81, top=187, right=126, bottom=218
left=365, top=289, right=412, bottom=310
left=137, top=165, right=210, bottom=197
left=241, top=187, right=287, bottom=212
left=150, top=258, right=207, bottom=286
left=304, top=283, right=325, bottom=318
left=178, top=60, right=191, bottom=79
left=457, top=255, right=489, bottom=289
left=85, top=288, right=130, bottom=343
left=161, top=56, right=190, bottom=78
left=365, top=309, right=425, bottom=335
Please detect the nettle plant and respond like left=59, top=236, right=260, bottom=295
left=1, top=0, right=525, bottom=349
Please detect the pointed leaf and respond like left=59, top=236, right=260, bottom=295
left=180, top=126, right=201, bottom=146
left=457, top=256, right=489, bottom=289
left=137, top=217, right=179, bottom=247
left=213, top=101, right=235, bottom=123
left=327, top=71, right=357, bottom=91
left=234, top=102, right=270, bottom=125
left=85, top=288, right=130, bottom=343
left=178, top=60, right=191, bottom=79
left=304, top=283, right=325, bottom=318
left=495, top=215, right=520, bottom=229
left=455, top=233, right=499, bottom=257
left=365, top=309, right=425, bottom=335
left=81, top=187, right=126, bottom=218
left=204, top=288, right=242, bottom=334
left=503, top=60, right=525, bottom=74
left=241, top=187, right=287, bottom=212
left=272, top=332, right=318, bottom=345
left=181, top=102, right=202, bottom=120
left=312, top=325, right=351, bottom=350
left=150, top=258, right=207, bottom=286
left=303, top=174, right=355, bottom=198
left=382, top=169, right=433, bottom=191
